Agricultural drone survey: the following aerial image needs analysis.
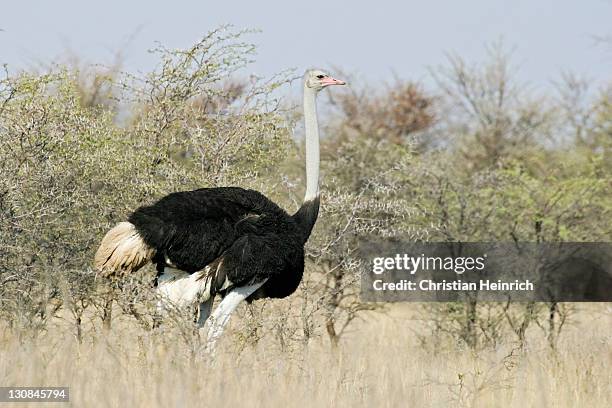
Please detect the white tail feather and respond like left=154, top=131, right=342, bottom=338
left=94, top=222, right=155, bottom=276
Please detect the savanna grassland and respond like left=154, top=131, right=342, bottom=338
left=1, top=27, right=611, bottom=407
left=0, top=304, right=610, bottom=407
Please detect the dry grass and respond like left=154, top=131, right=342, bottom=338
left=0, top=303, right=610, bottom=408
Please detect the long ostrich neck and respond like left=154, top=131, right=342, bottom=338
left=303, top=87, right=319, bottom=202
left=293, top=86, right=321, bottom=241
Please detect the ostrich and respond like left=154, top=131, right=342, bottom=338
left=94, top=69, right=345, bottom=351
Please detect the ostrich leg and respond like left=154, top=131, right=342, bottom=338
left=205, top=280, right=267, bottom=355
left=196, top=296, right=215, bottom=327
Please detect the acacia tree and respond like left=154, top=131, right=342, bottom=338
left=409, top=48, right=611, bottom=350
left=298, top=80, right=436, bottom=346
left=0, top=27, right=293, bottom=335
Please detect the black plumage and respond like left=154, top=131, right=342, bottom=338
left=127, top=187, right=319, bottom=300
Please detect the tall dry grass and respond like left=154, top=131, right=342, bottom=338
left=0, top=303, right=610, bottom=408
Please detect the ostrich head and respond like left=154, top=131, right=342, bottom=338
left=304, top=69, right=346, bottom=91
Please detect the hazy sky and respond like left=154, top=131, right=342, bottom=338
left=1, top=0, right=611, bottom=89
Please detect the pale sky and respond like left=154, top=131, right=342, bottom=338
left=1, top=0, right=611, bottom=89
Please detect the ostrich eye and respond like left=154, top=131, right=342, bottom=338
left=316, top=74, right=325, bottom=79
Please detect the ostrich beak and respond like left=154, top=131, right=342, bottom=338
left=321, top=77, right=346, bottom=86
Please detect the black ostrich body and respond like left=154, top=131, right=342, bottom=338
left=128, top=187, right=319, bottom=300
